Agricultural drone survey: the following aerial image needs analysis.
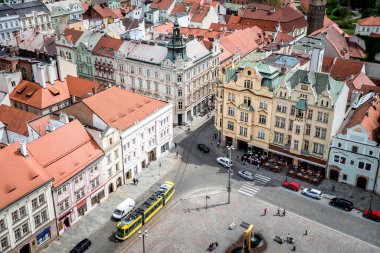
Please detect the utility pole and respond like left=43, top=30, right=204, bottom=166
left=227, top=145, right=234, bottom=204
left=138, top=230, right=148, bottom=253
left=206, top=195, right=210, bottom=209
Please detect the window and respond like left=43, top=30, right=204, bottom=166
left=259, top=115, right=266, bottom=124
left=352, top=146, right=358, bottom=153
left=258, top=129, right=265, bottom=139
left=294, top=140, right=299, bottom=150
left=276, top=104, right=287, bottom=113
left=323, top=112, right=329, bottom=123
left=58, top=199, right=69, bottom=212
left=166, top=87, right=171, bottom=95
left=295, top=126, right=300, bottom=135
left=239, top=126, right=248, bottom=136
left=228, top=93, right=235, bottom=102
left=1, top=236, right=9, bottom=250
left=57, top=185, right=67, bottom=196
left=291, top=105, right=295, bottom=115
left=342, top=174, right=348, bottom=180
left=166, top=74, right=171, bottom=82
left=244, top=80, right=252, bottom=89
left=32, top=198, right=38, bottom=210
left=178, top=101, right=183, bottom=110
left=313, top=143, right=324, bottom=155
left=155, top=72, right=159, bottom=79
left=177, top=74, right=182, bottom=82
left=315, top=127, right=327, bottom=139
left=358, top=161, right=372, bottom=171
left=19, top=206, right=26, bottom=218
left=14, top=228, right=21, bottom=241
left=244, top=96, right=251, bottom=106
left=227, top=121, right=234, bottom=130
left=334, top=155, right=346, bottom=164
left=274, top=132, right=284, bottom=144
left=115, top=163, right=120, bottom=171
left=260, top=100, right=268, bottom=109
left=275, top=117, right=285, bottom=128
left=91, top=178, right=100, bottom=189
left=178, top=88, right=183, bottom=96
left=12, top=211, right=19, bottom=223
left=34, top=215, right=41, bottom=227
left=307, top=109, right=313, bottom=119
left=228, top=107, right=234, bottom=116
left=0, top=219, right=5, bottom=231
left=21, top=223, right=29, bottom=235
left=289, top=120, right=293, bottom=131
left=41, top=210, right=48, bottom=223
left=305, top=124, right=311, bottom=135
left=304, top=140, right=309, bottom=151
left=138, top=68, right=142, bottom=75
left=114, top=150, right=119, bottom=159
left=240, top=112, right=248, bottom=122
left=108, top=168, right=112, bottom=178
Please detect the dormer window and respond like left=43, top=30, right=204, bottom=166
left=244, top=80, right=252, bottom=89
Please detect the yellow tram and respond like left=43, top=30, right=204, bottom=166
left=115, top=181, right=175, bottom=241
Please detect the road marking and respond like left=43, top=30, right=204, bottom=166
left=241, top=186, right=259, bottom=194
left=238, top=190, right=254, bottom=197
left=241, top=185, right=260, bottom=192
left=254, top=198, right=379, bottom=248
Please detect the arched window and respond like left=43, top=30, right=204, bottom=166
left=247, top=70, right=252, bottom=76
left=244, top=80, right=253, bottom=89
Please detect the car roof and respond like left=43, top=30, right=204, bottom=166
left=336, top=198, right=353, bottom=204
left=289, top=181, right=300, bottom=186
left=368, top=210, right=380, bottom=215
left=308, top=188, right=321, bottom=194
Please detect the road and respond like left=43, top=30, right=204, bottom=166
left=85, top=120, right=379, bottom=252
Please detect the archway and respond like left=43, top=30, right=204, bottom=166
left=63, top=217, right=70, bottom=228
left=356, top=177, right=367, bottom=190
left=20, top=243, right=30, bottom=253
left=108, top=183, right=114, bottom=194
left=116, top=177, right=122, bottom=187
left=329, top=169, right=339, bottom=181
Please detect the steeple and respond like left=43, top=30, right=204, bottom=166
left=166, top=17, right=188, bottom=62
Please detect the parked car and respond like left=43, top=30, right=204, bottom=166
left=362, top=209, right=380, bottom=222
left=216, top=157, right=233, bottom=168
left=197, top=144, right=210, bottom=153
left=329, top=198, right=354, bottom=211
left=113, top=198, right=135, bottom=220
left=301, top=188, right=322, bottom=199
left=70, top=239, right=92, bottom=253
left=282, top=181, right=301, bottom=191
left=238, top=170, right=254, bottom=181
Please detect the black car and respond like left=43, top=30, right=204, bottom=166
left=329, top=198, right=354, bottom=211
left=70, top=239, right=92, bottom=253
left=197, top=144, right=210, bottom=153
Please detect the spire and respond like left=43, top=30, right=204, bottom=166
left=166, top=16, right=188, bottom=62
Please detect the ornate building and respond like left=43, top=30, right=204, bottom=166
left=307, top=0, right=326, bottom=34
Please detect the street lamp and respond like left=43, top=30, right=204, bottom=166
left=205, top=195, right=210, bottom=209
left=138, top=230, right=148, bottom=253
left=227, top=145, right=234, bottom=204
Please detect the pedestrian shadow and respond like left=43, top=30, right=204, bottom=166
left=108, top=232, right=119, bottom=243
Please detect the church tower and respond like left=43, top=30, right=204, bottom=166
left=307, top=0, right=327, bottom=35
left=166, top=18, right=188, bottom=62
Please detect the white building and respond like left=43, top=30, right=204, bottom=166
left=355, top=16, right=380, bottom=36
left=0, top=141, right=57, bottom=253
left=60, top=86, right=174, bottom=180
left=0, top=4, right=20, bottom=43
left=10, top=1, right=52, bottom=32
left=115, top=20, right=221, bottom=125
left=327, top=92, right=380, bottom=193
left=45, top=0, right=84, bottom=29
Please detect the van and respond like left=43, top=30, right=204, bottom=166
left=113, top=198, right=135, bottom=220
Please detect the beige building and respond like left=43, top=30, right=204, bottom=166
left=215, top=63, right=281, bottom=152
left=269, top=70, right=348, bottom=174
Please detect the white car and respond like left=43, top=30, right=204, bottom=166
left=238, top=170, right=254, bottom=181
left=301, top=188, right=322, bottom=200
left=216, top=157, right=233, bottom=168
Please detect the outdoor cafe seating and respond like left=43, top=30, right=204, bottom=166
left=286, top=166, right=324, bottom=185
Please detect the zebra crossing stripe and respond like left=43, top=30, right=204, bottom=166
left=242, top=184, right=261, bottom=191
left=237, top=190, right=254, bottom=197
left=241, top=186, right=259, bottom=194
left=254, top=174, right=271, bottom=181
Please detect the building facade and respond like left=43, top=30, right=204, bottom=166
left=307, top=0, right=326, bottom=35
left=328, top=93, right=380, bottom=193
left=0, top=4, right=20, bottom=44
left=45, top=0, right=84, bottom=30
left=10, top=1, right=52, bottom=32
left=354, top=16, right=380, bottom=36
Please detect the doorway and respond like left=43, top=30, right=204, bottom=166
left=178, top=114, right=182, bottom=125
left=142, top=160, right=146, bottom=169
left=20, top=243, right=30, bottom=253
left=63, top=217, right=70, bottom=228
left=108, top=183, right=114, bottom=194
left=116, top=177, right=122, bottom=187
left=126, top=170, right=131, bottom=180
left=356, top=176, right=367, bottom=190
left=329, top=169, right=339, bottom=181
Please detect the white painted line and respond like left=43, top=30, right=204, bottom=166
left=254, top=174, right=271, bottom=181
left=254, top=198, right=379, bottom=248
left=238, top=190, right=254, bottom=197
left=241, top=186, right=259, bottom=194
left=243, top=184, right=261, bottom=191
left=254, top=179, right=269, bottom=185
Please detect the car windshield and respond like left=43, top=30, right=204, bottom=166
left=114, top=209, right=122, bottom=215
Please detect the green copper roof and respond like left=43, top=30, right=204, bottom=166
left=222, top=3, right=243, bottom=11
left=225, top=68, right=238, bottom=83
left=295, top=99, right=307, bottom=111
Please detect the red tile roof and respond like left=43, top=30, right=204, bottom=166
left=0, top=105, right=38, bottom=136
left=27, top=120, right=104, bottom=187
left=343, top=94, right=380, bottom=142
left=190, top=3, right=210, bottom=23
left=28, top=114, right=60, bottom=137
left=311, top=25, right=349, bottom=59
left=0, top=142, right=52, bottom=209
left=10, top=80, right=71, bottom=110
left=92, top=36, right=124, bottom=57
left=348, top=42, right=367, bottom=59
left=240, top=4, right=307, bottom=33
left=357, top=16, right=380, bottom=26
left=150, top=0, right=175, bottom=10
left=63, top=28, right=84, bottom=44
left=321, top=56, right=335, bottom=73
left=329, top=58, right=364, bottom=81
left=92, top=4, right=123, bottom=19
left=66, top=75, right=103, bottom=99
left=82, top=87, right=168, bottom=131
left=346, top=72, right=379, bottom=103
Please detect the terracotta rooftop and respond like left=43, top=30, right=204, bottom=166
left=0, top=142, right=52, bottom=209
left=82, top=87, right=168, bottom=131
left=66, top=75, right=103, bottom=99
left=357, top=16, right=380, bottom=26
left=28, top=114, right=60, bottom=137
left=92, top=4, right=123, bottom=19
left=92, top=36, right=124, bottom=57
left=0, top=105, right=38, bottom=136
left=150, top=0, right=174, bottom=10
left=348, top=41, right=368, bottom=59
left=329, top=58, right=365, bottom=81
left=190, top=3, right=210, bottom=23
left=27, top=120, right=104, bottom=187
left=321, top=56, right=335, bottom=73
left=63, top=28, right=84, bottom=44
left=343, top=94, right=380, bottom=142
left=10, top=79, right=71, bottom=110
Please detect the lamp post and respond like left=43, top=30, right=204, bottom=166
left=206, top=195, right=210, bottom=209
left=227, top=145, right=234, bottom=204
left=138, top=230, right=148, bottom=253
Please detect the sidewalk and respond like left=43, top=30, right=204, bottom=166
left=207, top=127, right=380, bottom=212
left=40, top=150, right=182, bottom=253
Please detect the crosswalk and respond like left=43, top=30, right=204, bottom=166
left=237, top=174, right=271, bottom=197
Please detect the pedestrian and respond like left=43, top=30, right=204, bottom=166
left=176, top=151, right=179, bottom=158
left=136, top=179, right=139, bottom=185
left=257, top=163, right=260, bottom=170
left=282, top=209, right=286, bottom=217
left=304, top=230, right=308, bottom=236
left=159, top=162, right=161, bottom=167
left=174, top=143, right=177, bottom=149
left=264, top=208, right=267, bottom=216
left=133, top=178, right=136, bottom=185
left=331, top=185, right=335, bottom=192
left=287, top=233, right=291, bottom=241
left=217, top=141, right=220, bottom=148
left=292, top=245, right=296, bottom=251
left=277, top=208, right=280, bottom=216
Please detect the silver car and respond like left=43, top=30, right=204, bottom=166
left=301, top=188, right=322, bottom=199
left=238, top=170, right=254, bottom=181
left=216, top=157, right=233, bottom=168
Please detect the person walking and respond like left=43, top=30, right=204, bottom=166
left=283, top=209, right=286, bottom=217
left=133, top=178, right=136, bottom=185
left=304, top=230, right=308, bottom=236
left=264, top=208, right=268, bottom=216
left=277, top=208, right=280, bottom=216
left=331, top=185, right=335, bottom=192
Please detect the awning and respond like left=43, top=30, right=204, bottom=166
left=268, top=148, right=326, bottom=168
left=77, top=199, right=87, bottom=208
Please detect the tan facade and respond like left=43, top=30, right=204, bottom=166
left=215, top=66, right=273, bottom=151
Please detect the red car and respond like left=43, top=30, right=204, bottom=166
left=363, top=209, right=380, bottom=222
left=282, top=181, right=301, bottom=191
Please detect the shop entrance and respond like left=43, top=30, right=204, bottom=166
left=329, top=169, right=339, bottom=181
left=20, top=243, right=30, bottom=253
left=356, top=176, right=367, bottom=190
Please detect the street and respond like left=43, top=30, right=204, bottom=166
left=42, top=119, right=380, bottom=253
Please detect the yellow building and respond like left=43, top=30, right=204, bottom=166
left=215, top=63, right=281, bottom=152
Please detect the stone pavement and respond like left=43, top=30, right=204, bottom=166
left=207, top=129, right=380, bottom=212
left=124, top=191, right=379, bottom=253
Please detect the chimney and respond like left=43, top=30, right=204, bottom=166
left=92, top=86, right=97, bottom=95
left=59, top=112, right=69, bottom=124
left=46, top=123, right=56, bottom=133
left=19, top=139, right=28, bottom=157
